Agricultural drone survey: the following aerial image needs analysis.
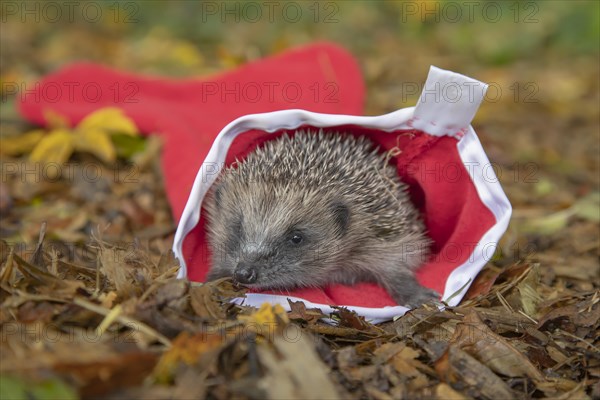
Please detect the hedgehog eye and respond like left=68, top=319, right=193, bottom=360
left=289, top=232, right=303, bottom=245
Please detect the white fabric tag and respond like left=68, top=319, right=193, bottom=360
left=410, top=66, right=488, bottom=138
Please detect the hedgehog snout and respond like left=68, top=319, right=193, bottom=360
left=233, top=261, right=259, bottom=284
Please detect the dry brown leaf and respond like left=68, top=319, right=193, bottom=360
left=11, top=253, right=85, bottom=297
left=287, top=299, right=326, bottom=324
left=392, top=346, right=425, bottom=378
left=153, top=279, right=189, bottom=309
left=307, top=323, right=376, bottom=338
left=452, top=309, right=545, bottom=382
left=335, top=306, right=377, bottom=332
left=464, top=266, right=502, bottom=300
left=372, top=342, right=406, bottom=364
left=189, top=282, right=228, bottom=320
left=538, top=303, right=600, bottom=330
left=16, top=301, right=58, bottom=323
left=435, top=383, right=468, bottom=400
left=256, top=334, right=341, bottom=400
left=436, top=345, right=514, bottom=400
left=365, top=386, right=394, bottom=400
left=516, top=264, right=542, bottom=317
left=546, top=345, right=569, bottom=364
left=189, top=278, right=245, bottom=321
left=120, top=197, right=155, bottom=227
left=536, top=377, right=583, bottom=397
left=54, top=351, right=158, bottom=398
left=99, top=246, right=137, bottom=297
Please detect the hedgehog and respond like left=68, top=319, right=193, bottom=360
left=203, top=130, right=438, bottom=307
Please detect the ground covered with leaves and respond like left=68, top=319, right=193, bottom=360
left=1, top=2, right=599, bottom=399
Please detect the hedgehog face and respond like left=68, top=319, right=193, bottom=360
left=204, top=182, right=350, bottom=290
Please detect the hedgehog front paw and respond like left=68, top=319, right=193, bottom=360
left=402, top=287, right=440, bottom=309
left=386, top=274, right=440, bottom=308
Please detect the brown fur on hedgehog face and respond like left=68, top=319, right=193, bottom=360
left=203, top=130, right=437, bottom=306
left=204, top=178, right=351, bottom=290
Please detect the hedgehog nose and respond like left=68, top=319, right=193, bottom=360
left=234, top=262, right=258, bottom=284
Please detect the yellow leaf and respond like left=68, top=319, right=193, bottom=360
left=77, top=107, right=138, bottom=136
left=239, top=303, right=290, bottom=327
left=171, top=41, right=204, bottom=68
left=153, top=332, right=223, bottom=384
left=29, top=129, right=74, bottom=165
left=236, top=303, right=289, bottom=342
left=0, top=130, right=44, bottom=155
left=74, top=128, right=116, bottom=163
left=43, top=109, right=70, bottom=129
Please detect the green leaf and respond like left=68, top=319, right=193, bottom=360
left=111, top=133, right=147, bottom=159
left=29, top=379, right=78, bottom=400
left=0, top=376, right=78, bottom=400
left=0, top=375, right=27, bottom=400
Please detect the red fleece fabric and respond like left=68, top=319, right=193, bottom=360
left=19, top=42, right=364, bottom=219
left=18, top=43, right=496, bottom=307
left=188, top=127, right=496, bottom=306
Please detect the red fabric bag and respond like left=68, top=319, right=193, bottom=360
left=18, top=43, right=511, bottom=322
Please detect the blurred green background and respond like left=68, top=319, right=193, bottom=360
left=2, top=1, right=598, bottom=99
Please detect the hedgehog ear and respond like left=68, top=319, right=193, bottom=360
left=330, top=201, right=350, bottom=236
left=211, top=184, right=222, bottom=208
